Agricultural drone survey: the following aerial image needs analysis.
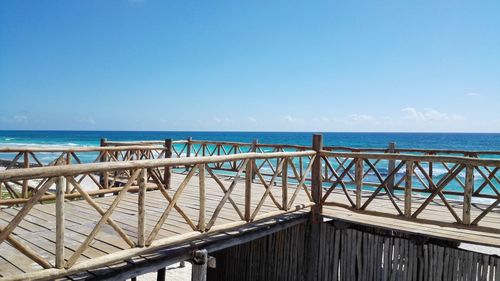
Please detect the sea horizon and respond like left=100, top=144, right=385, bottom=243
left=2, top=130, right=500, bottom=152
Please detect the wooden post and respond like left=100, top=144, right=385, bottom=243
left=55, top=176, right=65, bottom=269
left=65, top=152, right=71, bottom=194
left=245, top=157, right=253, bottom=222
left=308, top=134, right=323, bottom=281
left=251, top=139, right=258, bottom=181
left=282, top=158, right=288, bottom=211
left=186, top=137, right=192, bottom=157
left=428, top=155, right=434, bottom=189
left=164, top=139, right=172, bottom=189
left=355, top=158, right=364, bottom=209
left=191, top=249, right=208, bottom=281
left=138, top=168, right=147, bottom=247
left=22, top=152, right=29, bottom=198
left=199, top=164, right=206, bottom=232
left=311, top=134, right=323, bottom=223
left=232, top=145, right=238, bottom=171
left=185, top=137, right=192, bottom=171
left=157, top=267, right=166, bottom=281
left=99, top=138, right=109, bottom=189
left=463, top=165, right=474, bottom=225
left=387, top=142, right=396, bottom=194
left=405, top=161, right=414, bottom=217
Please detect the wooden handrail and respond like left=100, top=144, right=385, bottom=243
left=0, top=151, right=316, bottom=181
left=0, top=145, right=167, bottom=153
left=320, top=151, right=500, bottom=167
left=324, top=146, right=500, bottom=156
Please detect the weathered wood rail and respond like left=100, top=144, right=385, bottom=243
left=0, top=149, right=315, bottom=280
left=1, top=135, right=500, bottom=280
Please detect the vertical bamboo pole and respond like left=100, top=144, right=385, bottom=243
left=199, top=164, right=206, bottom=232
left=164, top=139, right=172, bottom=189
left=55, top=176, right=65, bottom=269
left=355, top=158, right=364, bottom=209
left=311, top=134, right=323, bottom=223
left=22, top=152, right=29, bottom=198
left=245, top=157, right=253, bottom=222
left=282, top=158, right=288, bottom=211
left=463, top=165, right=474, bottom=225
left=405, top=161, right=414, bottom=217
left=138, top=168, right=147, bottom=247
left=387, top=142, right=396, bottom=195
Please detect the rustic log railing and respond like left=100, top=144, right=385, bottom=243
left=1, top=136, right=500, bottom=279
left=0, top=150, right=315, bottom=280
left=0, top=145, right=172, bottom=203
left=320, top=150, right=500, bottom=226
left=3, top=138, right=500, bottom=204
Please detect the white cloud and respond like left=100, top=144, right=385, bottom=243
left=348, top=114, right=377, bottom=123
left=247, top=116, right=257, bottom=123
left=312, top=116, right=330, bottom=123
left=212, top=117, right=233, bottom=124
left=401, top=107, right=464, bottom=122
left=13, top=115, right=28, bottom=123
left=283, top=115, right=296, bottom=123
left=84, top=117, right=96, bottom=124
left=466, top=92, right=480, bottom=96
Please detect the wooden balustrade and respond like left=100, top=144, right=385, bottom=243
left=0, top=150, right=315, bottom=279
left=2, top=137, right=500, bottom=279
left=320, top=150, right=500, bottom=227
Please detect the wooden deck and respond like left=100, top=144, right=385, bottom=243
left=1, top=170, right=500, bottom=280
left=0, top=172, right=312, bottom=279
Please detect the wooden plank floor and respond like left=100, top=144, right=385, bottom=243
left=1, top=172, right=500, bottom=279
left=323, top=190, right=500, bottom=247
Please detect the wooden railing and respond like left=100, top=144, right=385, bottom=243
left=0, top=139, right=311, bottom=204
left=0, top=150, right=315, bottom=280
left=104, top=138, right=311, bottom=174
left=0, top=145, right=172, bottom=203
left=3, top=138, right=500, bottom=204
left=320, top=150, right=500, bottom=226
left=1, top=135, right=500, bottom=279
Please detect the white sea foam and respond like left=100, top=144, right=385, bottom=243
left=0, top=142, right=86, bottom=148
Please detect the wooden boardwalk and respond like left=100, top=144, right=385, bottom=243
left=2, top=137, right=500, bottom=280
left=1, top=172, right=500, bottom=279
left=0, top=172, right=312, bottom=279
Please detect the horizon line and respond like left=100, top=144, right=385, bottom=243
left=1, top=129, right=500, bottom=134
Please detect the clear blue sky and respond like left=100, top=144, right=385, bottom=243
left=1, top=0, right=499, bottom=132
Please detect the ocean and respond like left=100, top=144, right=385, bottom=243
left=1, top=130, right=500, bottom=197
left=1, top=130, right=500, bottom=152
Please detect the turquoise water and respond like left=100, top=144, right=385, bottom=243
left=1, top=130, right=500, bottom=151
left=1, top=130, right=500, bottom=198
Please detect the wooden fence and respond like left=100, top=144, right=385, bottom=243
left=0, top=150, right=315, bottom=280
left=320, top=150, right=500, bottom=226
left=208, top=220, right=500, bottom=281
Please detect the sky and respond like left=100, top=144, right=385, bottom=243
left=0, top=0, right=499, bottom=132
